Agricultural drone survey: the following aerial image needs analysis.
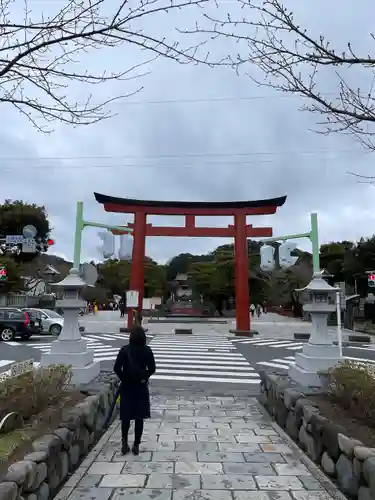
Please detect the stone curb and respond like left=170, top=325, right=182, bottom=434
left=258, top=371, right=375, bottom=500
left=0, top=373, right=120, bottom=500
left=53, top=417, right=121, bottom=500
left=253, top=398, right=347, bottom=500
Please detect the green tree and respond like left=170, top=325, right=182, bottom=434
left=188, top=241, right=267, bottom=306
left=0, top=256, right=23, bottom=294
left=0, top=200, right=50, bottom=238
left=81, top=286, right=110, bottom=304
left=97, top=259, right=131, bottom=296
left=343, top=236, right=375, bottom=295
left=97, top=257, right=166, bottom=298
left=165, top=253, right=212, bottom=282
left=320, top=241, right=355, bottom=282
left=0, top=200, right=51, bottom=262
left=144, top=258, right=167, bottom=298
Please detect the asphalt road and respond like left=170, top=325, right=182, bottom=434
left=233, top=336, right=375, bottom=373
left=1, top=311, right=375, bottom=393
left=0, top=332, right=262, bottom=394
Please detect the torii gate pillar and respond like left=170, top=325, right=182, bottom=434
left=128, top=210, right=147, bottom=324
left=94, top=193, right=287, bottom=333
left=234, top=212, right=250, bottom=333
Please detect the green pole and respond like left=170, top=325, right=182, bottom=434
left=73, top=202, right=84, bottom=269
left=310, top=212, right=320, bottom=274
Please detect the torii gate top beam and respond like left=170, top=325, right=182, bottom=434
left=94, top=193, right=287, bottom=216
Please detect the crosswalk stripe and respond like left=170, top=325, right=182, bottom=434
left=154, top=368, right=258, bottom=377
left=233, top=337, right=305, bottom=350
left=156, top=362, right=253, bottom=370
left=257, top=355, right=375, bottom=371
left=153, top=353, right=244, bottom=361
left=257, top=361, right=294, bottom=369
left=147, top=336, right=258, bottom=385
left=151, top=341, right=232, bottom=346
left=150, top=347, right=241, bottom=355
left=154, top=358, right=249, bottom=366
left=151, top=375, right=259, bottom=384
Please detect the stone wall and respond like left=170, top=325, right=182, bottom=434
left=0, top=374, right=119, bottom=500
left=259, top=371, right=375, bottom=500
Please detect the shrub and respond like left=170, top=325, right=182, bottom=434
left=326, top=360, right=375, bottom=421
left=0, top=365, right=72, bottom=421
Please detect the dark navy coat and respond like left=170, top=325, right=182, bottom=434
left=114, top=344, right=156, bottom=421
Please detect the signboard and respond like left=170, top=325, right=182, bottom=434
left=126, top=290, right=139, bottom=308
left=22, top=238, right=36, bottom=253
left=142, top=298, right=152, bottom=310
left=0, top=359, right=34, bottom=382
left=5, top=235, right=24, bottom=244
left=10, top=359, right=34, bottom=377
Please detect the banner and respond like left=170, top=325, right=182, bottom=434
left=119, top=234, right=133, bottom=261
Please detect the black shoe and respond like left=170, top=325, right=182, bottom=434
left=121, top=443, right=130, bottom=455
left=132, top=444, right=140, bottom=455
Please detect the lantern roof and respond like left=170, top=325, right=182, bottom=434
left=296, top=272, right=340, bottom=293
left=51, top=268, right=87, bottom=289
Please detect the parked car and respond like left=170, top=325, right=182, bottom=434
left=0, top=308, right=37, bottom=341
left=20, top=309, right=43, bottom=334
left=22, top=308, right=66, bottom=335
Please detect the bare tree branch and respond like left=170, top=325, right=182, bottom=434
left=0, top=0, right=209, bottom=131
left=185, top=0, right=375, bottom=150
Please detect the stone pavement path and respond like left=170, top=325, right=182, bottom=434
left=58, top=387, right=338, bottom=500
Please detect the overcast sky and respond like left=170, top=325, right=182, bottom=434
left=1, top=0, right=375, bottom=265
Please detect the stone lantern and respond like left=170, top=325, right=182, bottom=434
left=288, top=272, right=341, bottom=388
left=40, top=268, right=100, bottom=385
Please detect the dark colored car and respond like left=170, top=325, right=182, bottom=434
left=0, top=308, right=36, bottom=341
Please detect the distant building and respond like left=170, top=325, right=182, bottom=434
left=174, top=273, right=192, bottom=300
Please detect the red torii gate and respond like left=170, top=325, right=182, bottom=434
left=94, top=193, right=287, bottom=332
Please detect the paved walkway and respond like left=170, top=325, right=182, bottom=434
left=58, top=387, right=339, bottom=500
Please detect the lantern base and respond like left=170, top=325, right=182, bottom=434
left=289, top=343, right=341, bottom=388
left=40, top=338, right=101, bottom=384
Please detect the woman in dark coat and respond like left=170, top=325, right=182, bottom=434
left=113, top=326, right=156, bottom=455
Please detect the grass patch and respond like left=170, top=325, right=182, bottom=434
left=0, top=430, right=29, bottom=460
left=326, top=359, right=375, bottom=421
left=0, top=365, right=85, bottom=468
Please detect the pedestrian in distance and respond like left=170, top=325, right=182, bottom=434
left=250, top=303, right=255, bottom=317
left=113, top=325, right=156, bottom=456
left=119, top=300, right=125, bottom=318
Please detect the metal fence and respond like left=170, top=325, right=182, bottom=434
left=0, top=293, right=52, bottom=308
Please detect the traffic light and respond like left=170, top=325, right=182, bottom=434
left=34, top=237, right=50, bottom=253
left=279, top=241, right=298, bottom=269
left=260, top=245, right=275, bottom=271
left=118, top=234, right=133, bottom=260
left=98, top=231, right=115, bottom=259
left=0, top=266, right=7, bottom=282
left=368, top=274, right=375, bottom=288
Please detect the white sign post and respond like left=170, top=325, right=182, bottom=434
left=126, top=290, right=139, bottom=308
left=336, top=291, right=343, bottom=357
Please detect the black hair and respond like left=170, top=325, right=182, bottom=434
left=129, top=325, right=147, bottom=347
